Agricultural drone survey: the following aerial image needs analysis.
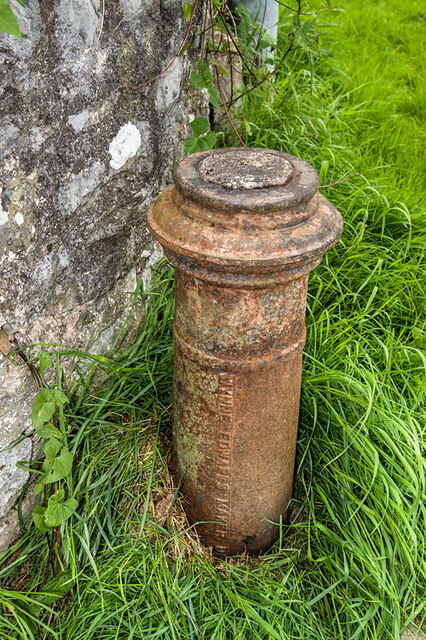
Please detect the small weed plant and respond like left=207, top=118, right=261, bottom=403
left=182, top=0, right=333, bottom=152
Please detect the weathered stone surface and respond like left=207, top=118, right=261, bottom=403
left=0, top=486, right=39, bottom=552
left=0, top=0, right=200, bottom=547
left=0, top=358, right=35, bottom=520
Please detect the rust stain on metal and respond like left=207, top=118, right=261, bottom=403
left=147, top=147, right=343, bottom=556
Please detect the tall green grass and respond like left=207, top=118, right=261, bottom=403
left=1, top=0, right=425, bottom=638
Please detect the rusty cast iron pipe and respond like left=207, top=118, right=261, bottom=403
left=147, top=148, right=343, bottom=556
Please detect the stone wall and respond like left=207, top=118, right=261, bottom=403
left=0, top=0, right=200, bottom=549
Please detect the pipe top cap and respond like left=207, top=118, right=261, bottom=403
left=199, top=149, right=293, bottom=190
left=174, top=147, right=319, bottom=214
left=148, top=147, right=343, bottom=284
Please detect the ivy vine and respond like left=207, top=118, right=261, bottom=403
left=122, top=0, right=336, bottom=153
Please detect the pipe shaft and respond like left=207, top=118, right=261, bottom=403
left=147, top=148, right=343, bottom=555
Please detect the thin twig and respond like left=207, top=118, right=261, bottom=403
left=42, top=610, right=55, bottom=640
left=226, top=40, right=296, bottom=108
left=255, top=0, right=268, bottom=51
left=217, top=9, right=257, bottom=79
left=226, top=2, right=240, bottom=38
left=319, top=173, right=361, bottom=188
left=97, top=0, right=105, bottom=43
left=273, top=0, right=298, bottom=12
left=122, top=0, right=199, bottom=91
left=225, top=0, right=304, bottom=108
left=208, top=0, right=246, bottom=146
left=10, top=342, right=44, bottom=390
left=199, top=0, right=209, bottom=63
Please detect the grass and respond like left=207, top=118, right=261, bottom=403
left=1, top=0, right=425, bottom=638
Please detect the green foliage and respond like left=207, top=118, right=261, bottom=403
left=38, top=446, right=73, bottom=486
left=37, top=424, right=63, bottom=439
left=37, top=348, right=52, bottom=377
left=33, top=491, right=78, bottom=530
left=31, top=388, right=67, bottom=428
left=257, top=28, right=276, bottom=50
left=234, top=4, right=253, bottom=42
left=184, top=116, right=218, bottom=153
left=26, top=350, right=78, bottom=531
left=31, top=506, right=50, bottom=532
left=412, top=328, right=426, bottom=351
left=183, top=1, right=193, bottom=22
left=186, top=60, right=221, bottom=152
left=292, top=14, right=319, bottom=56
left=38, top=570, right=75, bottom=606
left=190, top=60, right=220, bottom=107
left=184, top=0, right=333, bottom=152
left=0, top=570, right=75, bottom=637
left=0, top=0, right=23, bottom=38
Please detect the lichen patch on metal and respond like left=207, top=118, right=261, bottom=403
left=199, top=148, right=293, bottom=190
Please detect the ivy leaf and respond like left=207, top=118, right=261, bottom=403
left=258, top=29, right=275, bottom=50
left=37, top=570, right=75, bottom=606
left=184, top=130, right=217, bottom=154
left=190, top=61, right=222, bottom=108
left=189, top=116, right=210, bottom=137
left=184, top=116, right=217, bottom=154
left=190, top=61, right=214, bottom=90
left=32, top=506, right=49, bottom=531
left=40, top=448, right=73, bottom=484
left=190, top=70, right=206, bottom=90
left=37, top=423, right=63, bottom=439
left=0, top=0, right=22, bottom=38
left=45, top=494, right=78, bottom=527
left=51, top=488, right=65, bottom=501
left=184, top=136, right=201, bottom=155
left=15, top=0, right=25, bottom=5
left=208, top=88, right=221, bottom=108
left=33, top=482, right=44, bottom=497
left=200, top=130, right=217, bottom=148
left=183, top=2, right=192, bottom=22
left=31, top=389, right=55, bottom=427
left=32, top=388, right=68, bottom=428
left=44, top=438, right=62, bottom=460
left=38, top=349, right=52, bottom=377
left=52, top=389, right=69, bottom=407
left=64, top=497, right=78, bottom=511
left=292, top=16, right=319, bottom=56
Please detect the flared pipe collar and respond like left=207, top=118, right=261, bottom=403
left=148, top=148, right=343, bottom=283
